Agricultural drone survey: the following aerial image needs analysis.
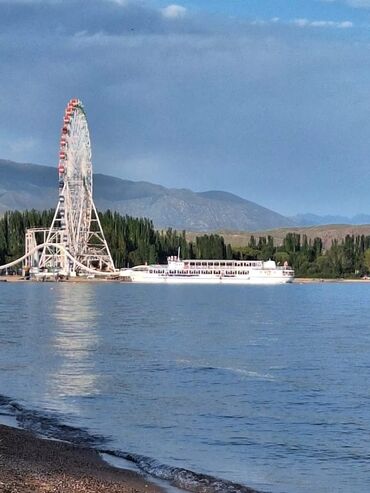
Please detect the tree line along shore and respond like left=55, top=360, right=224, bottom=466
left=1, top=209, right=370, bottom=279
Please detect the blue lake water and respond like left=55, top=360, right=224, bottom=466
left=1, top=282, right=370, bottom=492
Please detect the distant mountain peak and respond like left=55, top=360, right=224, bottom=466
left=0, top=158, right=295, bottom=231
left=292, top=212, right=370, bottom=227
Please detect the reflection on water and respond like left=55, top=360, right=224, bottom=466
left=2, top=283, right=370, bottom=493
left=46, top=284, right=100, bottom=413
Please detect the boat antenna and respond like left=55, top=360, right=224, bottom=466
left=178, top=246, right=181, bottom=261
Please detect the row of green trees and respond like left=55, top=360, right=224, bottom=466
left=233, top=232, right=370, bottom=278
left=1, top=209, right=370, bottom=278
left=0, top=210, right=233, bottom=269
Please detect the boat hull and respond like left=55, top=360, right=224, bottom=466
left=120, top=257, right=295, bottom=285
left=121, top=273, right=294, bottom=284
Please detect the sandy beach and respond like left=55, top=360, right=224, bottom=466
left=0, top=425, right=162, bottom=493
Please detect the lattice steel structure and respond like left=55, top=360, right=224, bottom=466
left=38, top=99, right=115, bottom=275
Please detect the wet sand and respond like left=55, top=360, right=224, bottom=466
left=0, top=425, right=163, bottom=493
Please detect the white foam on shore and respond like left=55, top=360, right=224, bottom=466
left=101, top=452, right=187, bottom=493
left=0, top=413, right=185, bottom=493
left=101, top=452, right=141, bottom=473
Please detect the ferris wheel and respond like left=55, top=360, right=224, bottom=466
left=38, top=99, right=115, bottom=274
left=58, top=99, right=93, bottom=258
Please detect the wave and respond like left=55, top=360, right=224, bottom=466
left=0, top=393, right=263, bottom=493
left=0, top=394, right=105, bottom=446
left=176, top=360, right=274, bottom=381
left=102, top=449, right=262, bottom=493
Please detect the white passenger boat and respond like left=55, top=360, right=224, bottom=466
left=120, top=253, right=294, bottom=284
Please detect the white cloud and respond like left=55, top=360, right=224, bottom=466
left=161, top=4, right=187, bottom=19
left=311, top=20, right=353, bottom=28
left=338, top=21, right=354, bottom=27
left=293, top=18, right=310, bottom=27
left=293, top=18, right=353, bottom=28
left=252, top=17, right=353, bottom=29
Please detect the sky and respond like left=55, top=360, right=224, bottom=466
left=2, top=0, right=370, bottom=216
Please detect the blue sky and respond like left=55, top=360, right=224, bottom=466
left=2, top=0, right=370, bottom=217
left=152, top=0, right=370, bottom=21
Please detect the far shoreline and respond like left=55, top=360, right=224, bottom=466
left=294, top=277, right=370, bottom=284
left=2, top=275, right=370, bottom=284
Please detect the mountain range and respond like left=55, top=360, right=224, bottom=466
left=290, top=212, right=370, bottom=227
left=0, top=159, right=295, bottom=231
left=1, top=159, right=369, bottom=231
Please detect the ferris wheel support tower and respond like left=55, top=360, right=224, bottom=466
left=38, top=99, right=115, bottom=275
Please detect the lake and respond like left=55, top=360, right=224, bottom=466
left=0, top=282, right=370, bottom=493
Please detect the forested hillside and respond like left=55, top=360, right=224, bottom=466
left=1, top=210, right=370, bottom=278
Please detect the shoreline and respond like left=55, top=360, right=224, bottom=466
left=2, top=275, right=370, bottom=284
left=0, top=424, right=163, bottom=493
left=0, top=413, right=263, bottom=493
left=294, top=277, right=370, bottom=283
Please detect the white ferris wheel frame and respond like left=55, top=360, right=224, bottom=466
left=38, top=99, right=115, bottom=274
